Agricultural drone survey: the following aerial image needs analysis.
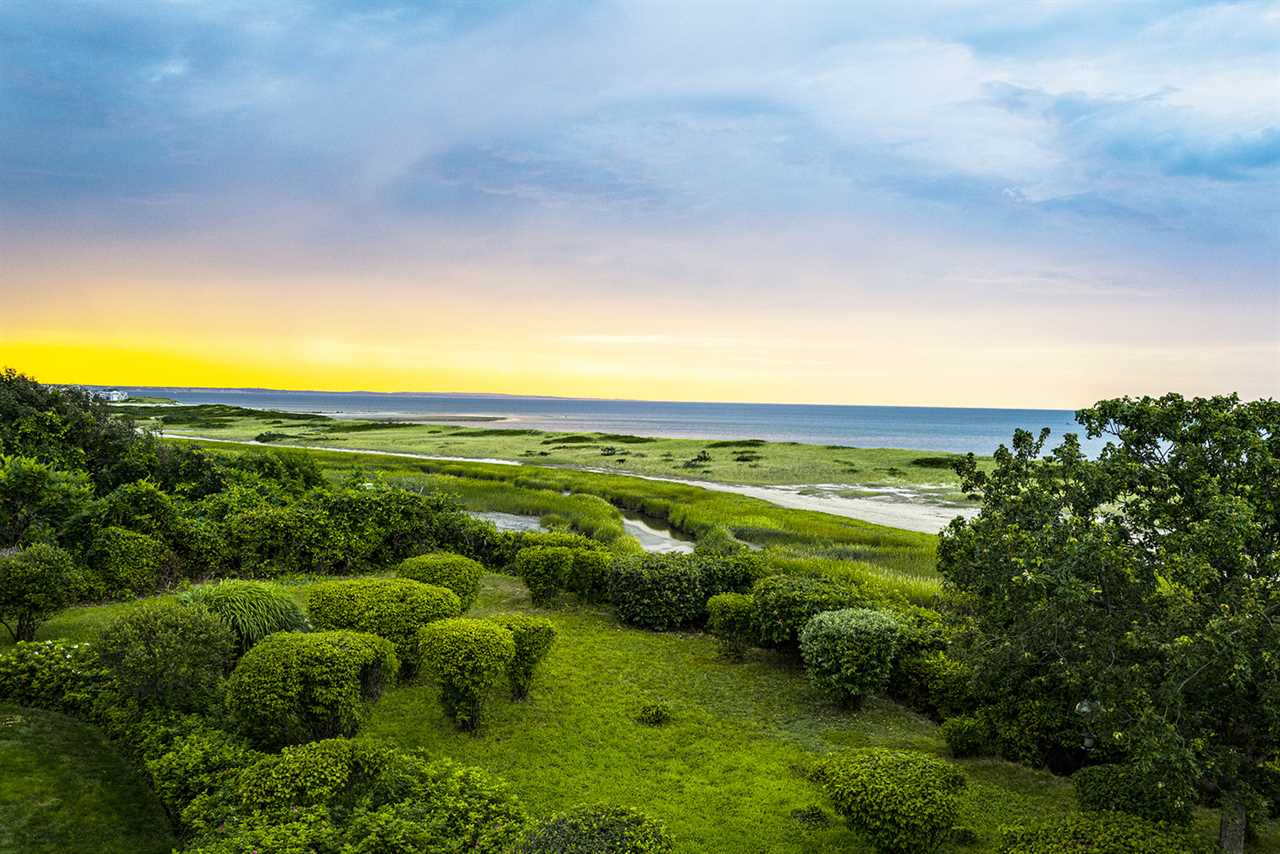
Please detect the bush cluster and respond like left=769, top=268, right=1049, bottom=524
left=888, top=649, right=973, bottom=720
left=417, top=617, right=516, bottom=730
left=487, top=613, right=556, bottom=700
left=799, top=608, right=902, bottom=706
left=706, top=592, right=757, bottom=658
left=997, top=811, right=1216, bottom=854
left=940, top=715, right=991, bottom=758
left=225, top=629, right=399, bottom=748
left=751, top=575, right=864, bottom=649
left=89, top=526, right=172, bottom=599
left=815, top=748, right=966, bottom=853
left=609, top=553, right=708, bottom=630
left=179, top=579, right=309, bottom=654
left=516, top=804, right=674, bottom=854
left=397, top=552, right=485, bottom=611
left=308, top=577, right=460, bottom=675
left=0, top=639, right=105, bottom=714
left=1073, top=763, right=1195, bottom=826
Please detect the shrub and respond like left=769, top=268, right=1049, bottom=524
left=563, top=548, right=613, bottom=603
left=417, top=618, right=516, bottom=730
left=0, top=639, right=105, bottom=714
left=706, top=592, right=757, bottom=659
left=751, top=575, right=864, bottom=649
left=516, top=546, right=575, bottom=606
left=635, top=702, right=672, bottom=727
left=940, top=715, right=991, bottom=758
left=488, top=614, right=556, bottom=700
left=516, top=803, right=674, bottom=853
left=694, top=524, right=746, bottom=556
left=889, top=650, right=973, bottom=720
left=308, top=578, right=460, bottom=675
left=180, top=579, right=309, bottom=654
left=398, top=552, right=485, bottom=611
left=695, top=551, right=767, bottom=598
left=97, top=601, right=236, bottom=712
left=1073, top=763, right=1195, bottom=826
left=89, top=525, right=172, bottom=598
left=609, top=553, right=706, bottom=630
left=225, top=630, right=398, bottom=748
left=0, top=543, right=77, bottom=642
left=799, top=608, right=901, bottom=706
left=145, top=723, right=261, bottom=822
left=815, top=749, right=966, bottom=853
left=997, top=811, right=1216, bottom=854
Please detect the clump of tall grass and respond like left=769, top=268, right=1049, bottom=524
left=179, top=579, right=310, bottom=653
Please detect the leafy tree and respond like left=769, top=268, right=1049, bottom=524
left=0, top=455, right=94, bottom=547
left=0, top=543, right=78, bottom=641
left=939, top=394, right=1279, bottom=852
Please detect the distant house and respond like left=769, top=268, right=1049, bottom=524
left=95, top=389, right=130, bottom=402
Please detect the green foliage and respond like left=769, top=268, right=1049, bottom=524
left=488, top=614, right=556, bottom=700
left=0, top=454, right=94, bottom=548
left=888, top=649, right=973, bottom=720
left=0, top=640, right=106, bottom=714
left=693, top=524, right=746, bottom=556
left=609, top=553, right=707, bottom=630
left=750, top=574, right=865, bottom=649
left=799, top=608, right=901, bottom=706
left=308, top=578, right=460, bottom=675
left=97, top=479, right=182, bottom=543
left=635, top=702, right=672, bottom=727
left=1073, top=763, right=1196, bottom=826
left=0, top=543, right=77, bottom=642
left=939, top=394, right=1280, bottom=837
left=997, top=811, right=1216, bottom=854
left=940, top=715, right=991, bottom=758
left=417, top=618, right=515, bottom=730
left=179, top=579, right=310, bottom=654
left=397, top=552, right=485, bottom=611
left=97, top=601, right=235, bottom=712
left=515, top=546, right=574, bottom=606
left=516, top=804, right=674, bottom=854
left=89, top=526, right=171, bottom=599
left=815, top=749, right=966, bottom=854
left=695, top=551, right=767, bottom=598
left=144, top=722, right=261, bottom=824
left=705, top=592, right=756, bottom=659
left=562, top=547, right=613, bottom=603
left=225, top=630, right=399, bottom=748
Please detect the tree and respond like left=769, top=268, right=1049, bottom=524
left=0, top=455, right=93, bottom=548
left=0, top=543, right=77, bottom=641
left=938, top=394, right=1278, bottom=853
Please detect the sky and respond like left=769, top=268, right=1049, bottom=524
left=2, top=0, right=1278, bottom=409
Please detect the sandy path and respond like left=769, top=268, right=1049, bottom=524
left=161, top=434, right=970, bottom=533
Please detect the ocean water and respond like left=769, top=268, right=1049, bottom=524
left=112, top=387, right=1105, bottom=456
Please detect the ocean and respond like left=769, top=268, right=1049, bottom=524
left=110, top=387, right=1105, bottom=456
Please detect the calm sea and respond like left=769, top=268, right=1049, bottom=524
left=111, top=387, right=1105, bottom=456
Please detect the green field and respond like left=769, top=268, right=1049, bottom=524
left=120, top=403, right=992, bottom=497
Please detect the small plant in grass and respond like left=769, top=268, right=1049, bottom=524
left=179, top=579, right=309, bottom=654
left=418, top=618, right=516, bottom=730
left=307, top=577, right=460, bottom=675
left=635, top=702, right=672, bottom=727
left=789, top=805, right=830, bottom=828
left=799, top=608, right=901, bottom=707
left=488, top=613, right=556, bottom=700
left=515, top=546, right=574, bottom=605
left=397, top=552, right=484, bottom=611
left=516, top=803, right=674, bottom=853
left=815, top=748, right=966, bottom=854
left=706, top=592, right=757, bottom=659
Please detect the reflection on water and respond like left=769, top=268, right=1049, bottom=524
left=465, top=509, right=694, bottom=553
left=468, top=511, right=544, bottom=533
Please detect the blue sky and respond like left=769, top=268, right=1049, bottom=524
left=2, top=1, right=1277, bottom=405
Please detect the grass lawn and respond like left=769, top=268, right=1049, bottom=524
left=0, top=704, right=175, bottom=854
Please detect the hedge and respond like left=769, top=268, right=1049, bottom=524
left=705, top=592, right=757, bottom=659
left=308, top=578, right=460, bottom=675
left=997, top=811, right=1216, bottom=854
left=417, top=618, right=516, bottom=730
left=516, top=803, right=673, bottom=853
left=488, top=614, right=556, bottom=700
left=225, top=630, right=399, bottom=749
left=0, top=639, right=105, bottom=715
left=751, top=575, right=865, bottom=649
left=799, top=608, right=901, bottom=706
left=815, top=748, right=966, bottom=853
left=397, top=552, right=485, bottom=611
left=609, top=553, right=706, bottom=630
left=515, top=546, right=575, bottom=606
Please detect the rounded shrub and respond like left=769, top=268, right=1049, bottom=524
left=609, top=553, right=706, bottom=630
left=815, top=748, right=966, bottom=854
left=180, top=579, right=309, bottom=654
left=997, top=811, right=1215, bottom=854
left=695, top=551, right=767, bottom=598
left=1072, top=763, right=1195, bottom=826
left=515, top=546, right=575, bottom=606
left=97, top=600, right=236, bottom=713
left=799, top=608, right=902, bottom=706
left=563, top=547, right=613, bottom=603
left=706, top=592, right=757, bottom=659
left=940, top=715, right=992, bottom=758
left=516, top=803, right=674, bottom=854
left=397, top=552, right=484, bottom=611
left=417, top=618, right=516, bottom=730
left=0, top=543, right=78, bottom=642
left=308, top=578, right=460, bottom=675
left=751, top=575, right=865, bottom=649
left=488, top=613, right=556, bottom=700
left=225, top=629, right=399, bottom=749
left=89, top=526, right=172, bottom=598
